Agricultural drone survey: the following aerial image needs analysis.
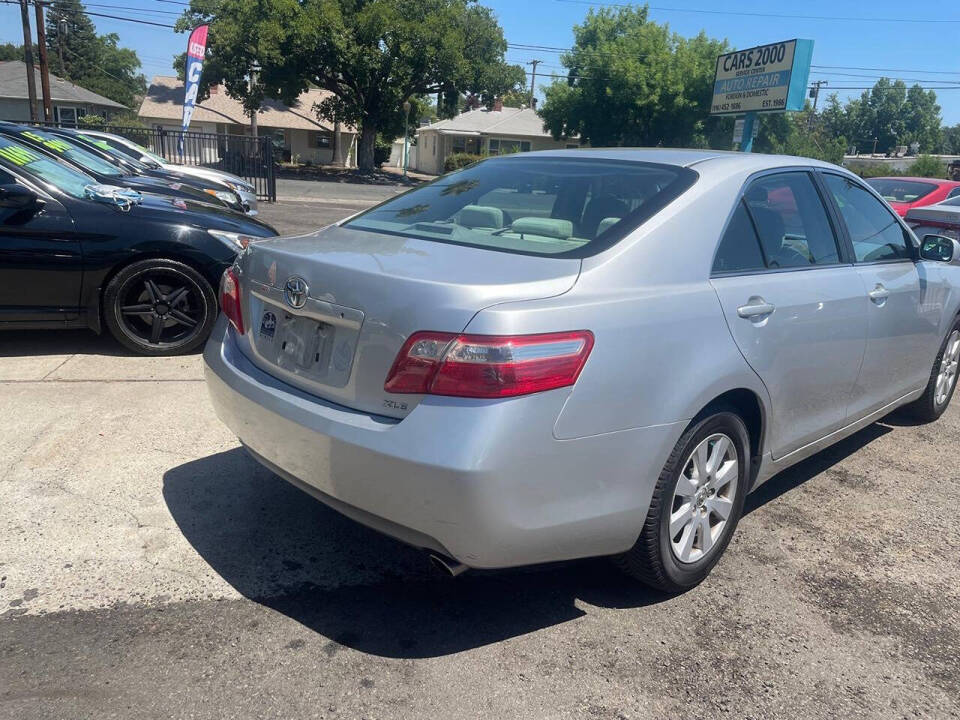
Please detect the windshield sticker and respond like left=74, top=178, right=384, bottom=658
left=21, top=130, right=71, bottom=154
left=0, top=144, right=39, bottom=166
left=81, top=135, right=113, bottom=151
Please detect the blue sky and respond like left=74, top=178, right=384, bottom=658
left=3, top=0, right=959, bottom=124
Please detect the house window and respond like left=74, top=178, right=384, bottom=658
left=316, top=132, right=331, bottom=149
left=452, top=136, right=467, bottom=153
left=54, top=106, right=85, bottom=126
left=489, top=138, right=531, bottom=155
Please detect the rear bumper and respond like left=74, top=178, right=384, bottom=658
left=202, top=318, right=683, bottom=568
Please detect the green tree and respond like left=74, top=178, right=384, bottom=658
left=822, top=78, right=942, bottom=155
left=44, top=1, right=146, bottom=107
left=0, top=43, right=23, bottom=62
left=906, top=154, right=946, bottom=179
left=175, top=0, right=524, bottom=170
left=754, top=106, right=846, bottom=164
left=942, top=124, right=960, bottom=154
left=538, top=6, right=729, bottom=147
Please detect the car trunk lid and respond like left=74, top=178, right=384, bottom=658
left=235, top=224, right=581, bottom=418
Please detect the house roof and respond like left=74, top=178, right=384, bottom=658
left=138, top=76, right=354, bottom=133
left=0, top=61, right=125, bottom=108
left=421, top=107, right=554, bottom=138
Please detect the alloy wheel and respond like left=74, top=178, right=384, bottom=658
left=935, top=330, right=960, bottom=407
left=116, top=268, right=207, bottom=349
left=669, top=433, right=738, bottom=564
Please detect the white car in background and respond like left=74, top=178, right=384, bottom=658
left=79, top=129, right=259, bottom=214
left=905, top=196, right=960, bottom=241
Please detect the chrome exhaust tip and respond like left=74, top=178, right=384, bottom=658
left=429, top=553, right=469, bottom=577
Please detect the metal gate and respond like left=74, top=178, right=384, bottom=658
left=13, top=121, right=276, bottom=201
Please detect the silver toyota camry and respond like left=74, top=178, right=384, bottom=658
left=203, top=149, right=960, bottom=591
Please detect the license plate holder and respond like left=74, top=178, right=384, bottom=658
left=273, top=313, right=332, bottom=372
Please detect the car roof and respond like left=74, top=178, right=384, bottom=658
left=867, top=176, right=960, bottom=186
left=509, top=146, right=846, bottom=174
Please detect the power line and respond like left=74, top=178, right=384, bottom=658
left=553, top=0, right=960, bottom=24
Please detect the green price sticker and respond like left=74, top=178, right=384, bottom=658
left=0, top=144, right=39, bottom=166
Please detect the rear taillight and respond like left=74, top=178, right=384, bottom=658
left=220, top=267, right=244, bottom=334
left=384, top=330, right=594, bottom=398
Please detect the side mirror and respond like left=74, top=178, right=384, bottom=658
left=0, top=184, right=40, bottom=210
left=919, top=234, right=960, bottom=263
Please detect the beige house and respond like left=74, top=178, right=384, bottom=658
left=0, top=60, right=125, bottom=124
left=138, top=76, right=357, bottom=166
left=409, top=104, right=578, bottom=175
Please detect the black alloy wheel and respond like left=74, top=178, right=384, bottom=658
left=103, top=258, right=218, bottom=356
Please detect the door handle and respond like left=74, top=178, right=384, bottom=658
left=737, top=298, right=776, bottom=319
left=868, top=284, right=890, bottom=304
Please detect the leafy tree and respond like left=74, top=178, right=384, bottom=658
left=754, top=106, right=846, bottom=164
left=0, top=43, right=23, bottom=62
left=822, top=78, right=941, bottom=155
left=538, top=6, right=729, bottom=147
left=175, top=0, right=524, bottom=170
left=44, top=1, right=146, bottom=107
left=942, top=124, right=960, bottom=155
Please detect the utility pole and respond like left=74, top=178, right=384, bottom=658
left=56, top=7, right=65, bottom=78
left=35, top=0, right=53, bottom=122
left=18, top=0, right=38, bottom=122
left=527, top=59, right=541, bottom=108
left=809, top=80, right=828, bottom=113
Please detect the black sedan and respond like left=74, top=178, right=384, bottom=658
left=0, top=134, right=277, bottom=355
left=0, top=123, right=245, bottom=214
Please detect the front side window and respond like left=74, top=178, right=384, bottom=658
left=344, top=156, right=696, bottom=257
left=741, top=172, right=840, bottom=268
left=824, top=174, right=912, bottom=262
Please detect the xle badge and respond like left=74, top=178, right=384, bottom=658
left=260, top=311, right=277, bottom=338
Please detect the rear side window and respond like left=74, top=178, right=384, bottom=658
left=713, top=202, right=765, bottom=273
left=823, top=174, right=912, bottom=262
left=742, top=172, right=840, bottom=268
left=343, top=157, right=697, bottom=258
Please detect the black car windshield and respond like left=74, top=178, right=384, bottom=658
left=866, top=178, right=938, bottom=203
left=343, top=156, right=697, bottom=257
left=77, top=133, right=150, bottom=171
left=15, top=128, right=124, bottom=177
left=0, top=137, right=96, bottom=198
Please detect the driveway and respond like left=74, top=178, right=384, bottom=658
left=1, top=199, right=958, bottom=718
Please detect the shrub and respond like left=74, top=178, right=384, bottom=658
left=444, top=152, right=485, bottom=171
left=906, top=154, right=947, bottom=179
left=78, top=115, right=106, bottom=129
left=374, top=135, right=393, bottom=168
left=854, top=162, right=902, bottom=179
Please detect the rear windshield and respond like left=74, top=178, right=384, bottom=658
left=866, top=178, right=938, bottom=203
left=343, top=156, right=697, bottom=257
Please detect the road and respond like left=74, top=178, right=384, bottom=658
left=1, top=190, right=958, bottom=719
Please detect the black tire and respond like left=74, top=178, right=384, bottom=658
left=103, top=258, right=217, bottom=356
left=615, top=409, right=749, bottom=593
left=902, top=316, right=960, bottom=422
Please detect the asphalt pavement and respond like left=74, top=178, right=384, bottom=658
left=1, top=191, right=958, bottom=719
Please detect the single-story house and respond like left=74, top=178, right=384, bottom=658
left=408, top=102, right=578, bottom=175
left=138, top=76, right=357, bottom=166
left=0, top=60, right=126, bottom=124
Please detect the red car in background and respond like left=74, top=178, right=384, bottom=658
left=866, top=176, right=960, bottom=217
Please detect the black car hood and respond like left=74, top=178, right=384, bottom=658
left=121, top=174, right=214, bottom=201
left=117, top=191, right=276, bottom=235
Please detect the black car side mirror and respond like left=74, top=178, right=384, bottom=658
left=0, top=184, right=41, bottom=210
left=919, top=234, right=960, bottom=263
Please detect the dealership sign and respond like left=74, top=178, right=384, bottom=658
left=179, top=24, right=210, bottom=154
left=711, top=39, right=813, bottom=116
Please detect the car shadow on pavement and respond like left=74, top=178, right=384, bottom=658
left=744, top=421, right=891, bottom=514
left=162, top=447, right=670, bottom=659
left=0, top=329, right=137, bottom=357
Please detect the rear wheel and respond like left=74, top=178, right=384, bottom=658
left=615, top=410, right=749, bottom=592
left=103, top=258, right=217, bottom=356
left=903, top=317, right=960, bottom=422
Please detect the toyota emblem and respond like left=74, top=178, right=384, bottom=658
left=283, top=276, right=309, bottom=309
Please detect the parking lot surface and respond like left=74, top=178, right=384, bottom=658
left=1, top=196, right=959, bottom=719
